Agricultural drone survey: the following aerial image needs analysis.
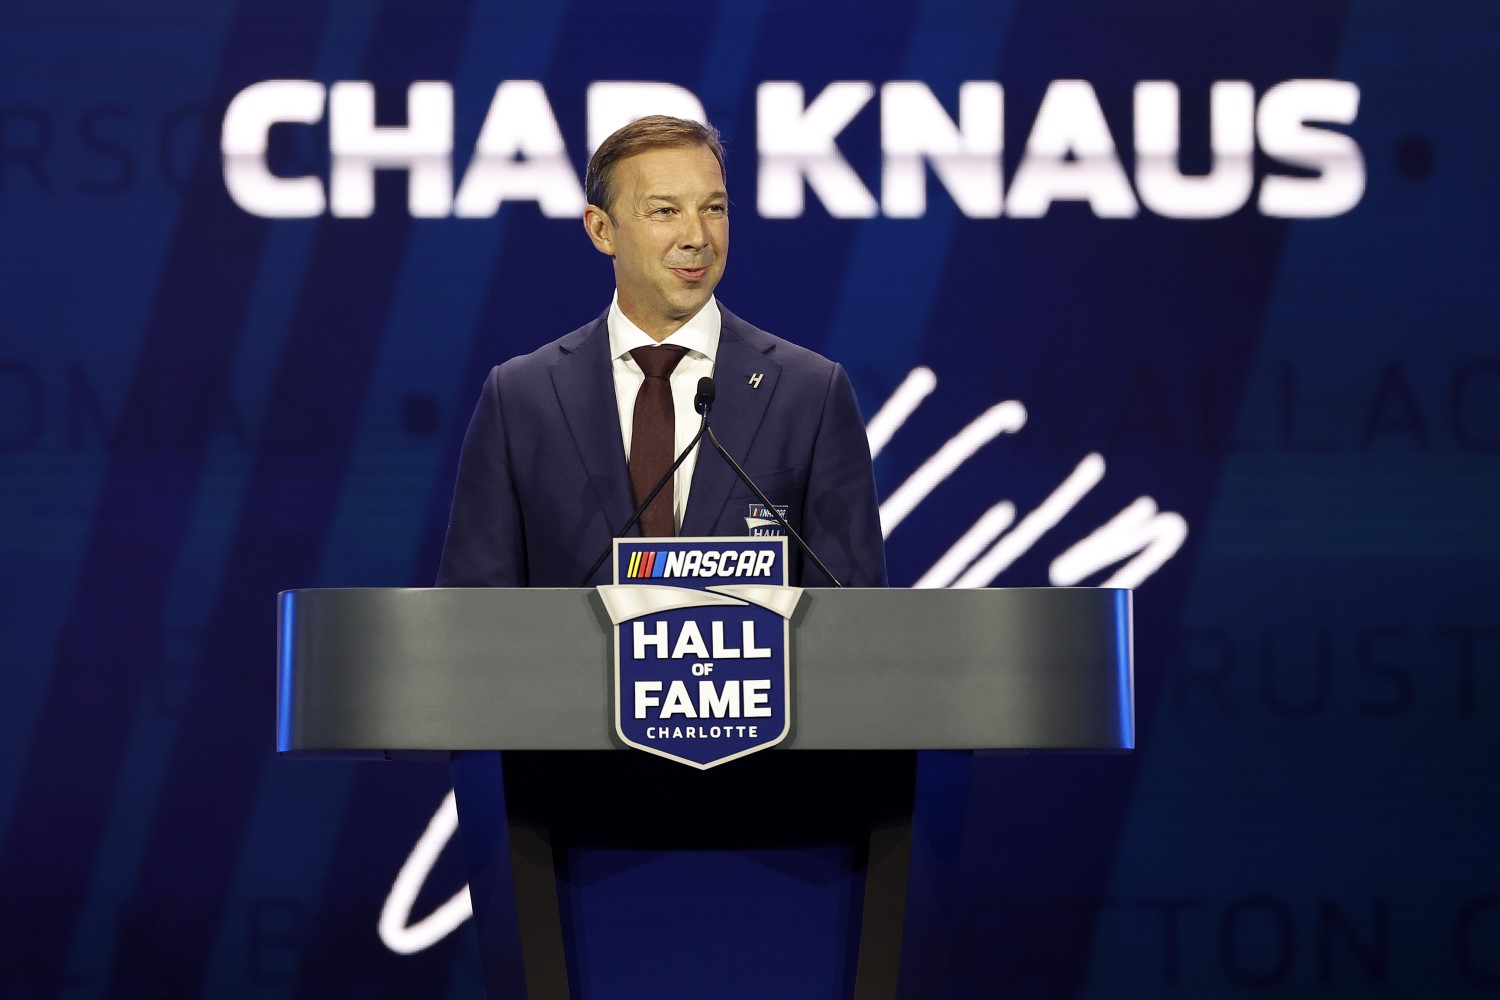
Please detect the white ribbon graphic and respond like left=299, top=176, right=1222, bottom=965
left=596, top=584, right=803, bottom=623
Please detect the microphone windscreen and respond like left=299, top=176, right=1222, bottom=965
left=695, top=376, right=717, bottom=412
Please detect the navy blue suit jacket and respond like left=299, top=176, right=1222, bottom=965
left=436, top=305, right=886, bottom=588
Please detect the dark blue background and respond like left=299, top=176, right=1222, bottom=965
left=1, top=0, right=1496, bottom=995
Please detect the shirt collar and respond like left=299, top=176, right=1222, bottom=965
left=607, top=293, right=720, bottom=364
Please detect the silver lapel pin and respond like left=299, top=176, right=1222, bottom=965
left=748, top=373, right=764, bottom=389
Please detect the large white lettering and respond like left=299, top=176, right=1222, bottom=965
left=222, top=78, right=1363, bottom=220
left=757, top=81, right=877, bottom=219
left=221, top=79, right=327, bottom=218
left=453, top=80, right=584, bottom=218
left=634, top=679, right=773, bottom=720
left=1006, top=80, right=1138, bottom=218
left=881, top=81, right=1002, bottom=218
left=329, top=81, right=454, bottom=218
left=1256, top=79, right=1364, bottom=218
left=1134, top=80, right=1255, bottom=219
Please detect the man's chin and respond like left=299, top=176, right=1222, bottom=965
left=669, top=289, right=715, bottom=318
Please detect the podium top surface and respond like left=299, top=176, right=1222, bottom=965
left=277, top=587, right=1132, bottom=757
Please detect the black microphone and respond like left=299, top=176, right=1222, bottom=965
left=702, top=421, right=844, bottom=588
left=577, top=378, right=714, bottom=587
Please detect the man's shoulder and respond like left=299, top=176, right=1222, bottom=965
left=719, top=304, right=841, bottom=377
left=489, top=310, right=609, bottom=381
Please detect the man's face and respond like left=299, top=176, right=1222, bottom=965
left=584, top=144, right=729, bottom=340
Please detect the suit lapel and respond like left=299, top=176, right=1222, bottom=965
left=549, top=313, right=637, bottom=535
left=680, top=308, right=782, bottom=537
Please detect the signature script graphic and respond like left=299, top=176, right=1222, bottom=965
left=378, top=366, right=1188, bottom=955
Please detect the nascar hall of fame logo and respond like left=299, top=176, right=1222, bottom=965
left=596, top=537, right=802, bottom=769
left=744, top=503, right=788, bottom=536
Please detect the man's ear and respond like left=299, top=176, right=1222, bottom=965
left=583, top=204, right=615, bottom=256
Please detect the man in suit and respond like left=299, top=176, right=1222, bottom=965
left=437, top=115, right=885, bottom=588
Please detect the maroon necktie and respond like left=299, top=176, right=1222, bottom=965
left=629, top=345, right=688, bottom=536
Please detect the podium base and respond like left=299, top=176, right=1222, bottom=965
left=453, top=749, right=917, bottom=999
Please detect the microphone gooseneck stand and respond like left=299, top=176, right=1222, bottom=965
left=578, top=376, right=845, bottom=588
left=701, top=422, right=843, bottom=588
left=576, top=378, right=716, bottom=587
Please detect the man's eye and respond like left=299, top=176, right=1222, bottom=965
left=705, top=205, right=726, bottom=215
left=653, top=207, right=676, bottom=216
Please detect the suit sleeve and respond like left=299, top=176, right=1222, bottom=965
left=801, top=363, right=888, bottom=587
left=436, top=367, right=527, bottom=587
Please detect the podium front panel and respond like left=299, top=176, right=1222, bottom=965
left=277, top=587, right=1132, bottom=756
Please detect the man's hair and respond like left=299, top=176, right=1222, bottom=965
left=585, top=115, right=726, bottom=217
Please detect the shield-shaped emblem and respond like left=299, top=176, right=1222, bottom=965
left=745, top=502, right=789, bottom=536
left=598, top=537, right=802, bottom=769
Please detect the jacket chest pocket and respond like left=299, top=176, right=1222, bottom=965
left=727, top=466, right=805, bottom=503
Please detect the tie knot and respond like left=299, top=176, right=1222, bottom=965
left=630, top=345, right=687, bottom=379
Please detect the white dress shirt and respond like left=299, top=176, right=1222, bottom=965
left=607, top=294, right=720, bottom=530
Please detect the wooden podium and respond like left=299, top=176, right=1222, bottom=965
left=278, top=587, right=1133, bottom=999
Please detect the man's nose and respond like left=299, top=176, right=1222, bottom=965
left=678, top=213, right=709, bottom=249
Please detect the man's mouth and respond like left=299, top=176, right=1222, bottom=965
left=671, top=266, right=709, bottom=280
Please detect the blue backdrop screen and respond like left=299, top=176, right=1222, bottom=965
left=1, top=0, right=1496, bottom=995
